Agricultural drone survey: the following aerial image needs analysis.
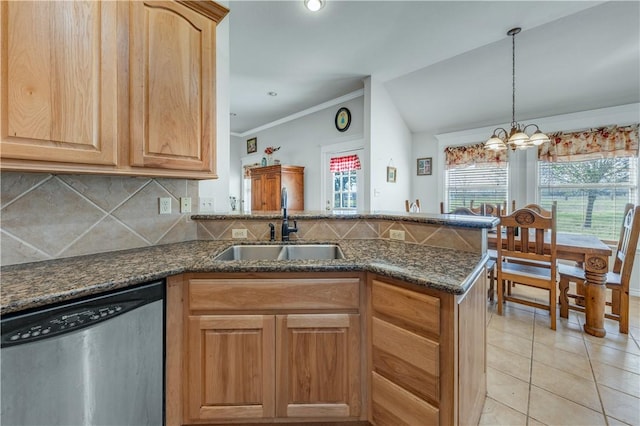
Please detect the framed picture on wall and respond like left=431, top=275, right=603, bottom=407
left=247, top=137, right=257, bottom=154
left=386, top=166, right=397, bottom=183
left=417, top=157, right=432, bottom=176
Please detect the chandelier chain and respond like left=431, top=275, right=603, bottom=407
left=511, top=31, right=516, bottom=128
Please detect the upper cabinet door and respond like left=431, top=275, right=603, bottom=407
left=129, top=1, right=216, bottom=173
left=0, top=1, right=118, bottom=165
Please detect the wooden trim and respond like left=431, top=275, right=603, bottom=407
left=177, top=0, right=229, bottom=22
left=439, top=292, right=457, bottom=426
left=0, top=158, right=219, bottom=179
left=165, top=275, right=185, bottom=426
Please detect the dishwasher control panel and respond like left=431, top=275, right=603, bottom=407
left=1, top=300, right=140, bottom=346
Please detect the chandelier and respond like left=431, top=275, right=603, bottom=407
left=485, top=28, right=550, bottom=151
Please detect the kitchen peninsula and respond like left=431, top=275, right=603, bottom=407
left=1, top=212, right=497, bottom=426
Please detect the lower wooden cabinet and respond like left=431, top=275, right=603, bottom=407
left=186, top=315, right=276, bottom=420
left=169, top=273, right=364, bottom=425
left=368, top=271, right=487, bottom=426
left=167, top=270, right=486, bottom=426
left=276, top=314, right=361, bottom=418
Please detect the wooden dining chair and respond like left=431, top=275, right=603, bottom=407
left=559, top=204, right=640, bottom=333
left=405, top=199, right=421, bottom=212
left=496, top=204, right=558, bottom=329
left=521, top=203, right=553, bottom=217
left=481, top=201, right=506, bottom=217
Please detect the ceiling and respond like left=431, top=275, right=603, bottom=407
left=229, top=1, right=640, bottom=136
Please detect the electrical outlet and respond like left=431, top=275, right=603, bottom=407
left=232, top=229, right=248, bottom=239
left=180, top=197, right=192, bottom=213
left=199, top=197, right=215, bottom=213
left=159, top=197, right=172, bottom=215
left=389, top=229, right=405, bottom=240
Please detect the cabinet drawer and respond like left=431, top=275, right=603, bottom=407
left=371, top=372, right=439, bottom=426
left=189, top=278, right=360, bottom=311
left=372, top=317, right=439, bottom=404
left=371, top=279, right=440, bottom=337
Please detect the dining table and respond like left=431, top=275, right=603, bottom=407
left=488, top=230, right=613, bottom=337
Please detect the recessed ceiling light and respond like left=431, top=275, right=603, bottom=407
left=230, top=112, right=237, bottom=117
left=304, top=0, right=324, bottom=12
left=267, top=91, right=278, bottom=97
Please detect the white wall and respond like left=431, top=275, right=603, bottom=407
left=199, top=7, right=231, bottom=212
left=411, top=133, right=440, bottom=213
left=235, top=97, right=365, bottom=211
left=366, top=77, right=412, bottom=211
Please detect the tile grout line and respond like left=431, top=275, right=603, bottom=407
left=581, top=315, right=610, bottom=425
left=525, top=309, right=537, bottom=425
left=0, top=228, right=53, bottom=260
left=0, top=174, right=53, bottom=211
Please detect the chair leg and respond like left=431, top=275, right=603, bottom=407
left=559, top=276, right=569, bottom=319
left=611, top=288, right=621, bottom=316
left=497, top=276, right=504, bottom=315
left=487, top=268, right=495, bottom=302
left=550, top=280, right=557, bottom=331
left=620, top=289, right=629, bottom=334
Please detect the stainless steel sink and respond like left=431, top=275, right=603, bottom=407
left=213, top=244, right=344, bottom=261
left=277, top=244, right=345, bottom=260
left=213, top=245, right=284, bottom=261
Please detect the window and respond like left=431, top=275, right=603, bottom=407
left=538, top=157, right=637, bottom=241
left=330, top=154, right=361, bottom=210
left=444, top=142, right=508, bottom=211
left=446, top=166, right=508, bottom=210
left=333, top=170, right=358, bottom=209
left=537, top=124, right=639, bottom=242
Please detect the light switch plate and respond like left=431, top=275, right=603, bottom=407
left=199, top=197, right=215, bottom=213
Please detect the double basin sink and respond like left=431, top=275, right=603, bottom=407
left=214, top=244, right=345, bottom=261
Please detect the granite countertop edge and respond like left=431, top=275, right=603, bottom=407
left=191, top=211, right=499, bottom=229
left=0, top=240, right=488, bottom=316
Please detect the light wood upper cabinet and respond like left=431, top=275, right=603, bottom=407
left=129, top=1, right=215, bottom=173
left=0, top=1, right=118, bottom=166
left=0, top=0, right=228, bottom=178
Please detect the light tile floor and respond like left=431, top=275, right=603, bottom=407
left=480, top=287, right=640, bottom=426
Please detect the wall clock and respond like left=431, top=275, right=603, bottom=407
left=335, top=107, right=351, bottom=132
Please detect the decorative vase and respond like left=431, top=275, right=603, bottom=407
left=267, top=154, right=273, bottom=165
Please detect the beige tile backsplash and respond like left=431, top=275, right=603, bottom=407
left=1, top=172, right=197, bottom=266
left=1, top=171, right=483, bottom=266
left=197, top=218, right=484, bottom=253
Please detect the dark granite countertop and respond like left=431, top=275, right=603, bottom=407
left=0, top=239, right=488, bottom=316
left=192, top=210, right=499, bottom=229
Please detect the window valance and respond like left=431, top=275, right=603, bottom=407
left=445, top=142, right=507, bottom=169
left=330, top=154, right=361, bottom=172
left=539, top=124, right=639, bottom=163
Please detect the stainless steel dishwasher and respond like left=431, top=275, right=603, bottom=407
left=1, top=280, right=164, bottom=426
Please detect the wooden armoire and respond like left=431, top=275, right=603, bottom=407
left=250, top=165, right=304, bottom=211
